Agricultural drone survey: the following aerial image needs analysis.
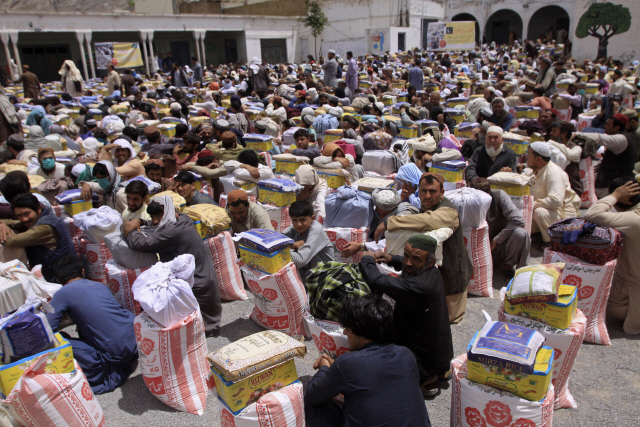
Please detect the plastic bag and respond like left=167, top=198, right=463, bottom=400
left=324, top=186, right=375, bottom=229
left=73, top=206, right=123, bottom=244
left=445, top=187, right=492, bottom=229
left=0, top=296, right=55, bottom=364
left=103, top=229, right=158, bottom=270
left=131, top=255, right=199, bottom=328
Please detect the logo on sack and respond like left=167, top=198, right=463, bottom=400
left=134, top=323, right=141, bottom=341
left=335, top=238, right=349, bottom=251
left=110, top=279, right=120, bottom=294
left=140, top=338, right=155, bottom=356
left=81, top=382, right=93, bottom=401
left=326, top=231, right=337, bottom=241
left=320, top=331, right=336, bottom=351
left=143, top=376, right=166, bottom=395
left=87, top=250, right=98, bottom=263
left=247, top=280, right=262, bottom=294
left=262, top=289, right=278, bottom=301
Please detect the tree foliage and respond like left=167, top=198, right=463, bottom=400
left=302, top=0, right=328, bottom=38
left=575, top=2, right=631, bottom=39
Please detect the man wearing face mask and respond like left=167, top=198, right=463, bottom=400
left=466, top=126, right=517, bottom=185
left=28, top=148, right=66, bottom=179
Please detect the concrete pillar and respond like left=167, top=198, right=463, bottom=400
left=75, top=32, right=88, bottom=81
left=193, top=31, right=201, bottom=65
left=200, top=32, right=206, bottom=67
left=140, top=31, right=150, bottom=76
left=147, top=31, right=155, bottom=74
left=9, top=32, right=21, bottom=74
left=84, top=32, right=96, bottom=80
left=0, top=33, right=14, bottom=80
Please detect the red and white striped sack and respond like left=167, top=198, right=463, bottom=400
left=543, top=249, right=615, bottom=345
left=556, top=106, right=573, bottom=122
left=2, top=356, right=105, bottom=427
left=61, top=214, right=83, bottom=254
left=498, top=305, right=587, bottom=410
left=579, top=158, right=597, bottom=209
left=509, top=195, right=534, bottom=235
left=324, top=227, right=368, bottom=264
left=104, top=260, right=148, bottom=315
left=303, top=309, right=350, bottom=358
left=200, top=183, right=215, bottom=199
left=203, top=231, right=248, bottom=301
left=576, top=114, right=594, bottom=131
left=260, top=151, right=273, bottom=168
left=241, top=262, right=307, bottom=336
left=462, top=223, right=493, bottom=298
left=134, top=309, right=212, bottom=415
left=450, top=354, right=554, bottom=427
left=76, top=238, right=112, bottom=284
left=263, top=205, right=292, bottom=233
left=218, top=382, right=304, bottom=427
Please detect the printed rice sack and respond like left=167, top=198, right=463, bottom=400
left=204, top=231, right=248, bottom=301
left=2, top=357, right=105, bottom=427
left=0, top=297, right=55, bottom=364
left=450, top=354, right=554, bottom=427
left=217, top=382, right=304, bottom=427
left=104, top=260, right=148, bottom=315
left=241, top=263, right=307, bottom=336
left=579, top=158, right=597, bottom=208
left=263, top=204, right=292, bottom=233
left=463, top=223, right=493, bottom=298
left=134, top=310, right=211, bottom=415
left=543, top=249, right=615, bottom=345
left=506, top=263, right=565, bottom=305
left=325, top=227, right=368, bottom=264
left=509, top=195, right=534, bottom=235
left=576, top=113, right=594, bottom=131
left=77, top=238, right=112, bottom=284
left=303, top=309, right=350, bottom=359
left=446, top=188, right=492, bottom=229
left=498, top=305, right=587, bottom=409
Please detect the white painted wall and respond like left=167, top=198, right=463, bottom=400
left=571, top=0, right=638, bottom=65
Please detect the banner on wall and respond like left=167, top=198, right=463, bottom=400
left=367, top=29, right=390, bottom=55
left=95, top=42, right=143, bottom=69
left=426, top=22, right=476, bottom=51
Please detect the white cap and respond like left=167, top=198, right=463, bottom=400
left=530, top=141, right=552, bottom=157
left=328, top=49, right=336, bottom=54
left=486, top=126, right=504, bottom=136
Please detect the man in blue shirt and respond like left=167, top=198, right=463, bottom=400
left=46, top=255, right=138, bottom=394
left=408, top=58, right=424, bottom=91
left=305, top=297, right=431, bottom=427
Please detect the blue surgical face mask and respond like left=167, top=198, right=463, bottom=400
left=41, top=158, right=55, bottom=170
left=578, top=89, right=586, bottom=96
left=97, top=177, right=110, bottom=190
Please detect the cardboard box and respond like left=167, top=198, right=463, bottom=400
left=238, top=244, right=291, bottom=275
left=359, top=80, right=373, bottom=88
left=193, top=220, right=231, bottom=240
left=275, top=158, right=305, bottom=176
left=342, top=112, right=361, bottom=123
left=585, top=83, right=599, bottom=95
left=430, top=165, right=465, bottom=182
left=315, top=169, right=346, bottom=189
left=467, top=344, right=554, bottom=401
left=490, top=183, right=530, bottom=196
left=54, top=115, right=71, bottom=126
left=258, top=187, right=298, bottom=207
left=355, top=178, right=395, bottom=194
left=245, top=134, right=273, bottom=152
left=157, top=123, right=176, bottom=138
left=189, top=116, right=211, bottom=128
left=447, top=98, right=469, bottom=108
left=212, top=359, right=299, bottom=415
left=0, top=333, right=75, bottom=398
left=382, top=97, right=394, bottom=106
left=505, top=139, right=530, bottom=155
left=323, top=129, right=343, bottom=144
left=447, top=110, right=465, bottom=124
left=515, top=109, right=541, bottom=120
left=397, top=126, right=418, bottom=139
left=64, top=199, right=93, bottom=216
left=504, top=284, right=577, bottom=330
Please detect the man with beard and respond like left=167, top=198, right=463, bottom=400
left=122, top=180, right=151, bottom=222
left=358, top=235, right=453, bottom=398
left=173, top=132, right=200, bottom=167
left=466, top=126, right=517, bottom=184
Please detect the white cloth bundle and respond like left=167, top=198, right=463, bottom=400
left=103, top=229, right=158, bottom=270
left=73, top=206, right=123, bottom=244
left=445, top=187, right=493, bottom=229
left=0, top=260, right=61, bottom=315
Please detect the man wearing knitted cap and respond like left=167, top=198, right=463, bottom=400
left=359, top=234, right=454, bottom=398
left=572, top=113, right=636, bottom=197
left=525, top=141, right=580, bottom=246
left=206, top=131, right=244, bottom=162
left=466, top=126, right=517, bottom=184
left=225, top=189, right=273, bottom=234
left=28, top=147, right=65, bottom=179
left=374, top=172, right=473, bottom=325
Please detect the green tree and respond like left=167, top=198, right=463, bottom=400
left=301, top=0, right=328, bottom=60
left=575, top=2, right=631, bottom=60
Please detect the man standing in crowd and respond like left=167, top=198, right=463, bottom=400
left=13, top=64, right=40, bottom=100
left=322, top=49, right=338, bottom=89
left=346, top=51, right=358, bottom=96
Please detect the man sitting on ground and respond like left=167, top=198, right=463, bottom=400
left=361, top=235, right=453, bottom=398
left=47, top=255, right=138, bottom=394
left=122, top=180, right=151, bottom=222
left=173, top=170, right=217, bottom=206
left=0, top=193, right=76, bottom=282
left=289, top=129, right=321, bottom=163
left=466, top=126, right=517, bottom=185
left=226, top=189, right=273, bottom=233
left=28, top=148, right=66, bottom=179
left=282, top=201, right=334, bottom=283
left=304, top=297, right=431, bottom=427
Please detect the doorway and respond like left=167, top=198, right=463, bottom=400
left=20, top=45, right=71, bottom=83
left=170, top=41, right=190, bottom=67
left=224, top=39, right=238, bottom=64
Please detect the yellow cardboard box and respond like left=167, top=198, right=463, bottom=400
left=515, top=109, right=541, bottom=120
left=585, top=83, right=599, bottom=95
left=64, top=200, right=93, bottom=216
left=490, top=183, right=530, bottom=196
left=315, top=169, right=346, bottom=189
left=359, top=81, right=373, bottom=88
left=397, top=126, right=418, bottom=139
left=382, top=97, right=394, bottom=106
left=245, top=137, right=273, bottom=152
left=193, top=221, right=231, bottom=240
left=448, top=99, right=468, bottom=108
left=212, top=359, right=299, bottom=415
left=54, top=115, right=71, bottom=126
left=157, top=124, right=176, bottom=138
left=504, top=284, right=577, bottom=330
left=323, top=129, right=344, bottom=143
left=430, top=166, right=465, bottom=183
left=275, top=158, right=305, bottom=176
left=0, top=333, right=75, bottom=398
left=189, top=116, right=210, bottom=128
left=258, top=187, right=298, bottom=207
left=467, top=344, right=554, bottom=402
left=239, top=244, right=291, bottom=275
left=342, top=113, right=361, bottom=123
left=447, top=111, right=465, bottom=124
left=505, top=139, right=530, bottom=155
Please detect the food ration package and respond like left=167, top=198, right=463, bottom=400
left=234, top=229, right=293, bottom=254
left=506, top=263, right=565, bottom=305
left=0, top=297, right=56, bottom=364
left=467, top=320, right=545, bottom=374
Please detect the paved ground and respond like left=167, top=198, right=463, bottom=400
left=84, top=245, right=639, bottom=426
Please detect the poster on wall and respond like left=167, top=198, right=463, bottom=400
left=367, top=29, right=390, bottom=55
left=426, top=22, right=476, bottom=51
left=95, top=42, right=143, bottom=69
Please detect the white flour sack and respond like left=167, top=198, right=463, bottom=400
left=72, top=206, right=122, bottom=244
left=263, top=205, right=292, bottom=233
left=543, top=249, right=615, bottom=345
left=450, top=354, right=554, bottom=427
left=218, top=382, right=304, bottom=427
left=446, top=187, right=492, bottom=229
left=204, top=231, right=248, bottom=301
left=241, top=263, right=307, bottom=336
left=104, top=260, right=149, bottom=315
left=325, top=227, right=368, bottom=264
left=2, top=357, right=105, bottom=427
left=498, top=306, right=587, bottom=410
left=303, top=309, right=350, bottom=359
left=134, top=310, right=211, bottom=415
left=77, top=238, right=113, bottom=284
left=463, top=223, right=493, bottom=298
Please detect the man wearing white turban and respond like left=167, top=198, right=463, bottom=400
left=98, top=138, right=144, bottom=179
left=525, top=141, right=581, bottom=245
left=59, top=60, right=84, bottom=97
left=466, top=126, right=517, bottom=184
